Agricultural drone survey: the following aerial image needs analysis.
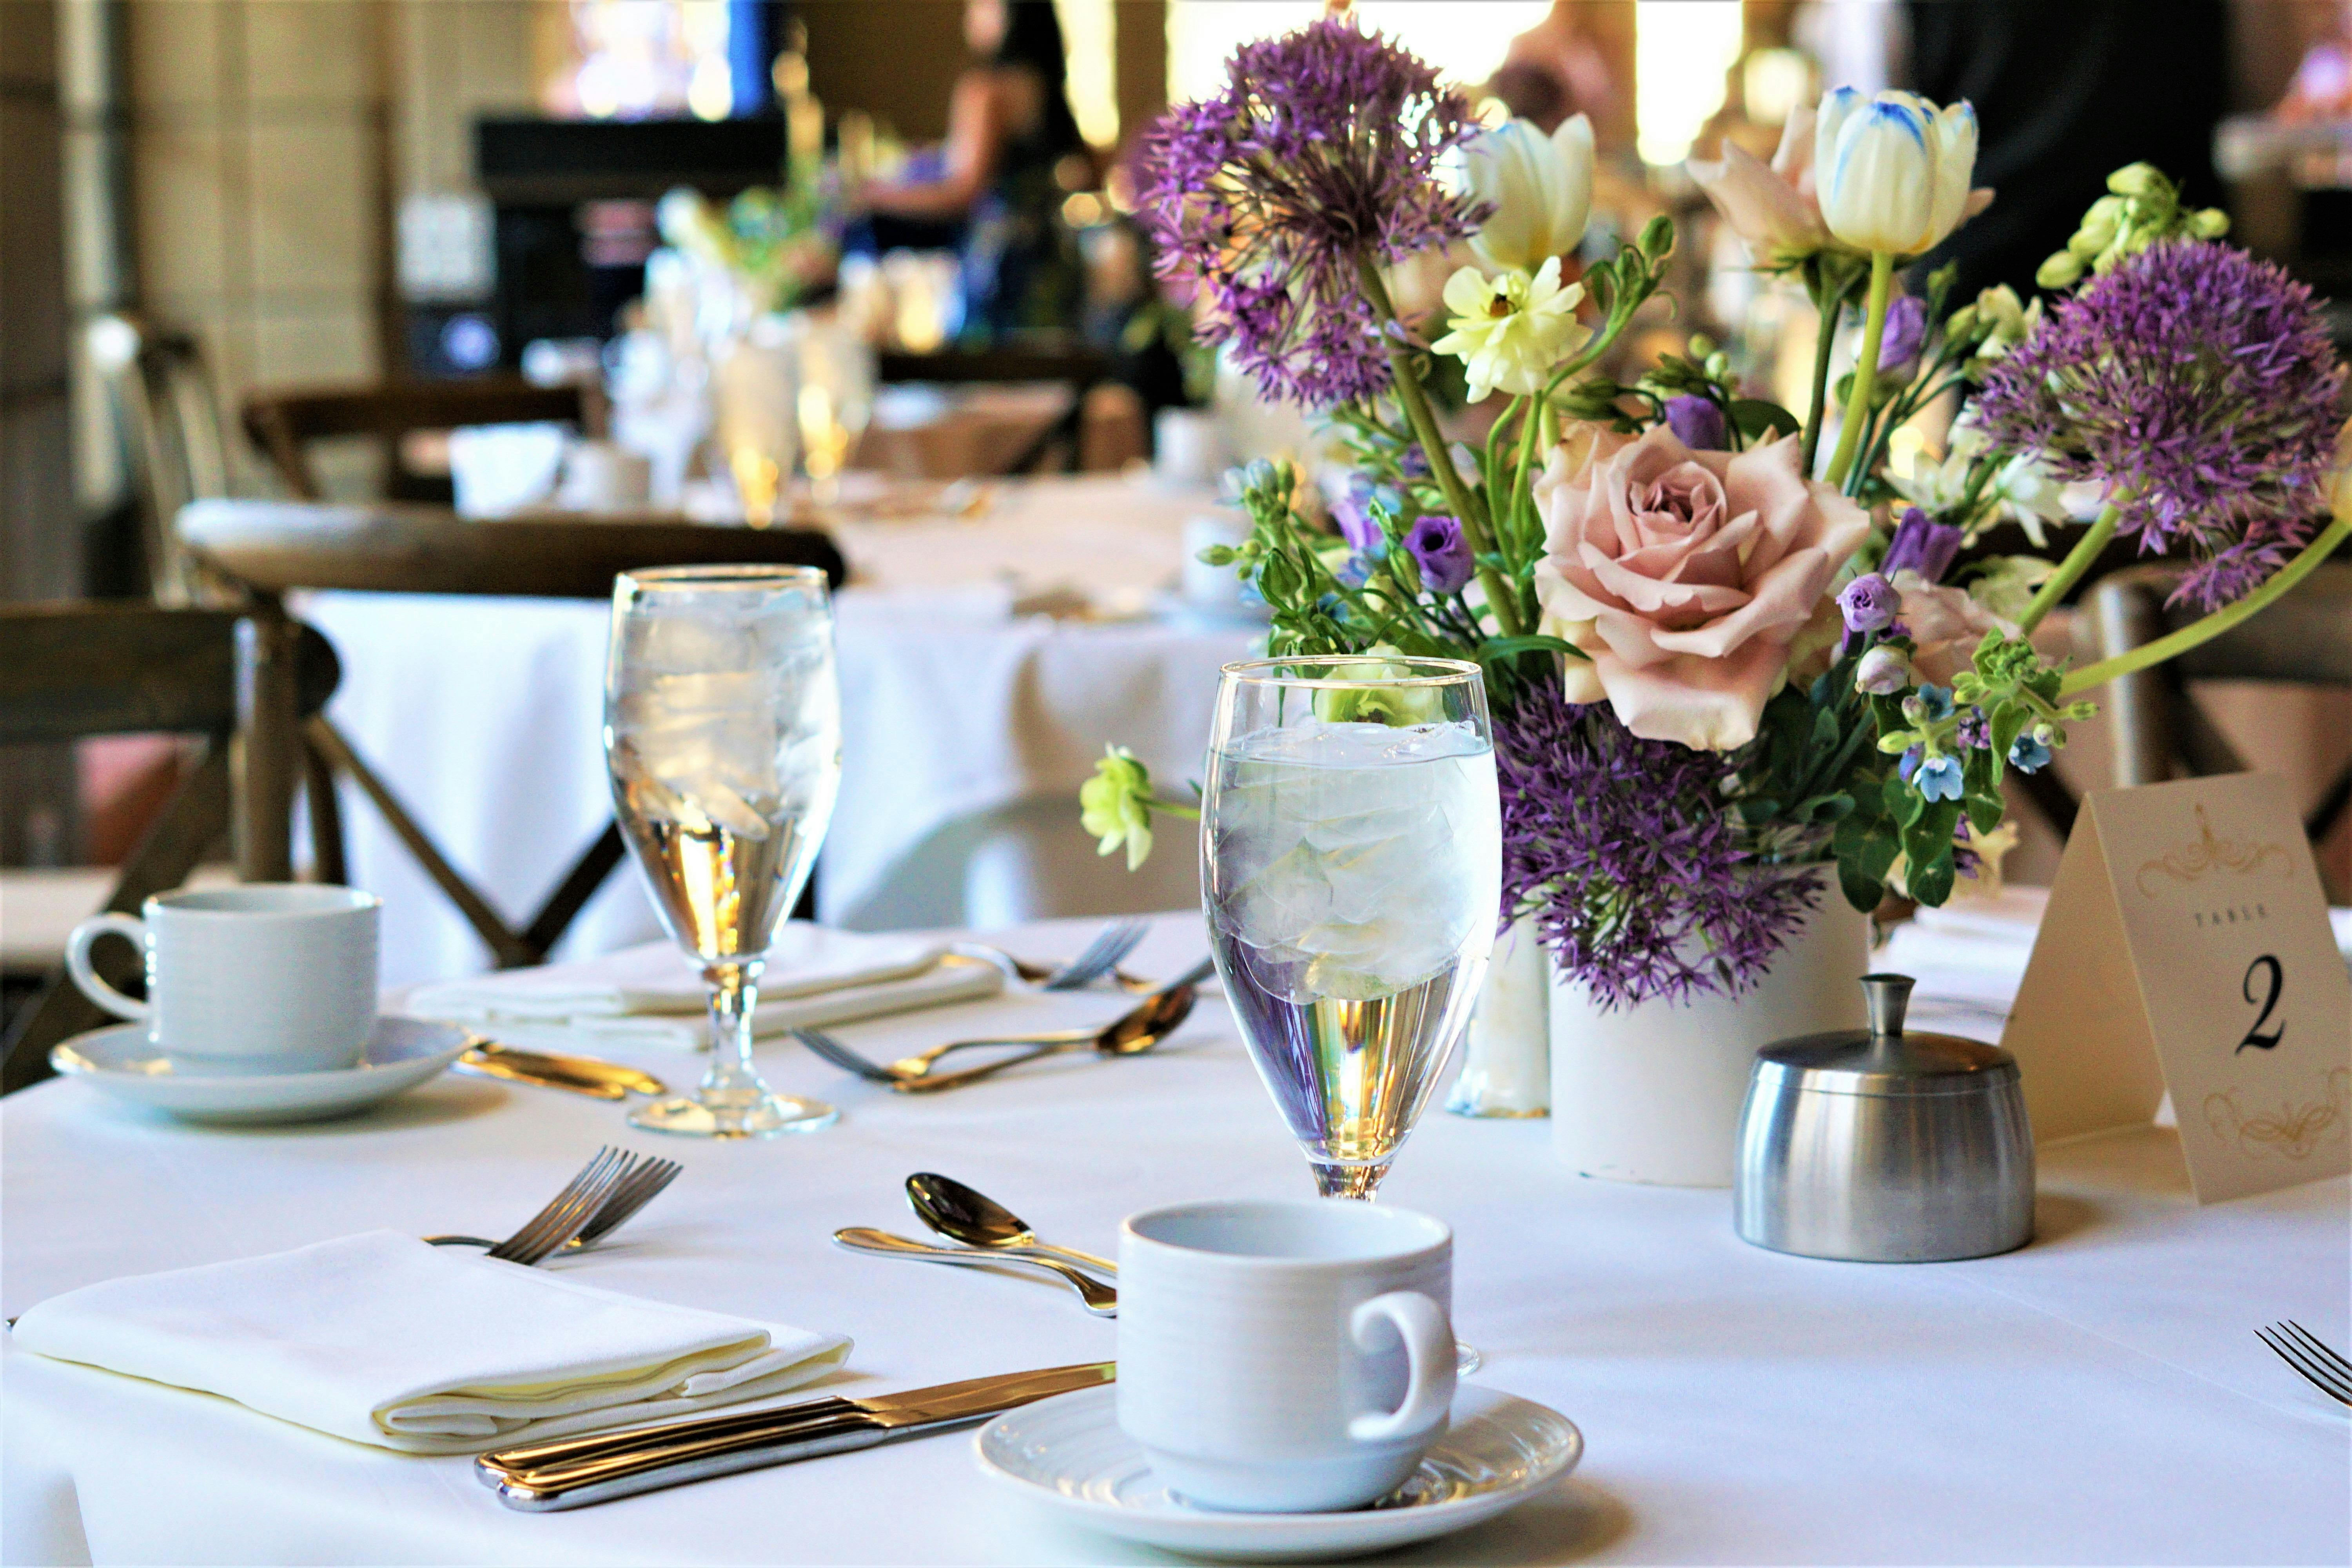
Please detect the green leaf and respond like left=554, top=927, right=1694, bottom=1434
left=1901, top=798, right=1962, bottom=881
left=1477, top=633, right=1579, bottom=661
left=1908, top=848, right=1956, bottom=908
left=1730, top=399, right=1801, bottom=441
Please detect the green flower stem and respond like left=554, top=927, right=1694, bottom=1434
left=1824, top=250, right=1896, bottom=489
left=1151, top=799, right=1200, bottom=820
left=2058, top=515, right=2352, bottom=696
left=1357, top=258, right=1526, bottom=639
left=1798, top=260, right=1845, bottom=477
left=2017, top=501, right=2122, bottom=634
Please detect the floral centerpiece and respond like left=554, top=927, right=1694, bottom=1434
left=1084, top=17, right=2350, bottom=1173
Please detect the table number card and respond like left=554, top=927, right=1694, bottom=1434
left=2004, top=773, right=2352, bottom=1203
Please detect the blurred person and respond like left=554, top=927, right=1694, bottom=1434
left=859, top=0, right=1088, bottom=339
left=1488, top=1, right=1628, bottom=157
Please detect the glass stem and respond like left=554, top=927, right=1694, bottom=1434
left=701, top=958, right=768, bottom=1101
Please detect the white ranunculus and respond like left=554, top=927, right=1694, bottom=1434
left=1463, top=115, right=1594, bottom=276
left=1813, top=87, right=1991, bottom=256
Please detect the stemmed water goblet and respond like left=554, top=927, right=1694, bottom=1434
left=604, top=565, right=842, bottom=1138
left=1201, top=655, right=1501, bottom=1199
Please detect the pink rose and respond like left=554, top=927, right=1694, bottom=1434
left=1895, top=572, right=2017, bottom=686
left=1533, top=426, right=1871, bottom=750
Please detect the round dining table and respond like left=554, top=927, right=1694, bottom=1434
left=3, top=911, right=2346, bottom=1566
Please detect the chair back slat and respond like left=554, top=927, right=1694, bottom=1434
left=178, top=499, right=848, bottom=599
left=241, top=381, right=587, bottom=501
left=0, top=604, right=339, bottom=744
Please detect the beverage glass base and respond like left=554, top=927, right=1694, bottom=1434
left=1310, top=1161, right=1389, bottom=1200
left=628, top=1091, right=839, bottom=1139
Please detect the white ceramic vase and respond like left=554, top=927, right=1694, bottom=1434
left=1547, top=895, right=1871, bottom=1187
left=1446, top=915, right=1550, bottom=1118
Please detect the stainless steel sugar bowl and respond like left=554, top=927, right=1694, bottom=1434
left=1735, top=973, right=2034, bottom=1262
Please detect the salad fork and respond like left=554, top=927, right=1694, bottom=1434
left=423, top=1147, right=647, bottom=1265
left=2258, top=1321, right=2351, bottom=1406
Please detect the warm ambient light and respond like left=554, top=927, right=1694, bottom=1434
left=1055, top=0, right=1121, bottom=148
left=1166, top=0, right=1550, bottom=103
left=1635, top=0, right=1745, bottom=166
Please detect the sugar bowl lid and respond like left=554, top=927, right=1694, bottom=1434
left=1753, top=974, right=2018, bottom=1098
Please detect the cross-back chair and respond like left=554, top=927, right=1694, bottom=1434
left=87, top=314, right=237, bottom=603
left=0, top=603, right=341, bottom=1093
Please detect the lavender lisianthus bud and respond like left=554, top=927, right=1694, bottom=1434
left=1856, top=645, right=1911, bottom=695
left=1662, top=395, right=1729, bottom=451
left=1882, top=505, right=1964, bottom=584
left=1405, top=514, right=1476, bottom=595
left=1838, top=572, right=1899, bottom=633
left=1878, top=294, right=1929, bottom=375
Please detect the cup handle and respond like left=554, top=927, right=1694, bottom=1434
left=64, top=913, right=150, bottom=1021
left=1346, top=1290, right=1456, bottom=1443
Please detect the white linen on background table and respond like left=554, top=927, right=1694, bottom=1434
left=4, top=911, right=2345, bottom=1566
left=295, top=475, right=1255, bottom=987
left=7, top=1230, right=849, bottom=1454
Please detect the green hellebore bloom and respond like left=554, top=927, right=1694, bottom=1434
left=1080, top=746, right=1156, bottom=870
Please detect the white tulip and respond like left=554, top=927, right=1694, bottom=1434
left=1463, top=115, right=1594, bottom=276
left=1813, top=87, right=1990, bottom=256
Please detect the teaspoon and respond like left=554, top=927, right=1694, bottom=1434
left=832, top=1227, right=1117, bottom=1316
left=905, top=1172, right=1118, bottom=1277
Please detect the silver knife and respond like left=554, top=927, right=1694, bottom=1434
left=475, top=1361, right=1114, bottom=1510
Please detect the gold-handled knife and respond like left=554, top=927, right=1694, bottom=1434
left=454, top=1043, right=668, bottom=1100
left=476, top=1361, right=1114, bottom=1510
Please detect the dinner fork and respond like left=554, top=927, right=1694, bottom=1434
left=422, top=1147, right=641, bottom=1265
left=961, top=918, right=1151, bottom=992
left=426, top=1153, right=683, bottom=1260
left=2257, top=1321, right=2352, bottom=1406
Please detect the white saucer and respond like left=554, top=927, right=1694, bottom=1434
left=50, top=1017, right=473, bottom=1124
left=974, top=1384, right=1582, bottom=1562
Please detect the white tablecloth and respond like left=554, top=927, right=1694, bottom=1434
left=299, top=476, right=1256, bottom=985
left=5, top=912, right=2345, bottom=1566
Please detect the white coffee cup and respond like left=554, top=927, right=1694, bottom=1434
left=65, top=884, right=381, bottom=1072
left=1118, top=1199, right=1456, bottom=1513
left=1154, top=407, right=1228, bottom=487
left=556, top=439, right=654, bottom=513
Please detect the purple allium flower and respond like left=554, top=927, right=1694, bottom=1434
left=1882, top=506, right=1963, bottom=584
left=1405, top=514, right=1475, bottom=594
left=1915, top=754, right=1964, bottom=802
left=1856, top=645, right=1911, bottom=695
left=1974, top=240, right=2345, bottom=611
left=1662, top=395, right=1729, bottom=451
left=1134, top=20, right=1483, bottom=408
left=1838, top=572, right=1899, bottom=633
left=2008, top=733, right=2051, bottom=772
left=1494, top=681, right=1825, bottom=1010
left=1878, top=293, right=1928, bottom=375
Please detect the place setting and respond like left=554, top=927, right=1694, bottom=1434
left=12, top=5, right=2352, bottom=1566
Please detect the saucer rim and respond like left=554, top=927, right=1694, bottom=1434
left=971, top=1381, right=1582, bottom=1546
left=52, top=1015, right=472, bottom=1084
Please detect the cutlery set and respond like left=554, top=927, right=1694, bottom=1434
left=456, top=924, right=1200, bottom=1102
left=834, top=1171, right=1121, bottom=1314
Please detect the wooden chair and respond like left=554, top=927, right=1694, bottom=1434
left=877, top=343, right=1111, bottom=476
left=2088, top=562, right=2352, bottom=891
left=87, top=314, right=236, bottom=603
left=242, top=379, right=591, bottom=504
left=178, top=499, right=847, bottom=969
left=0, top=604, right=341, bottom=1093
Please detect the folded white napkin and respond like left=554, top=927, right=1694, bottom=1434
left=10, top=1231, right=850, bottom=1454
left=406, top=923, right=1002, bottom=1051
